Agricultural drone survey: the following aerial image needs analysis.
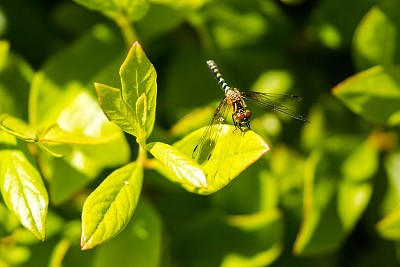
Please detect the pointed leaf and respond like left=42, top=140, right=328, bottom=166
left=81, top=162, right=143, bottom=250
left=95, top=82, right=137, bottom=137
left=173, top=125, right=269, bottom=194
left=120, top=42, right=157, bottom=140
left=95, top=42, right=157, bottom=144
left=0, top=150, right=48, bottom=240
left=353, top=0, right=400, bottom=70
left=333, top=65, right=400, bottom=125
left=376, top=206, right=400, bottom=240
left=0, top=114, right=36, bottom=142
left=147, top=142, right=207, bottom=191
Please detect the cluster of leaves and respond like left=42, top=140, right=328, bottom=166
left=0, top=0, right=399, bottom=266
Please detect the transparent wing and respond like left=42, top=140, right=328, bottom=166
left=240, top=91, right=309, bottom=123
left=192, top=97, right=231, bottom=160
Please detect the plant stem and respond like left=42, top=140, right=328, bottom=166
left=115, top=13, right=139, bottom=47
left=137, top=143, right=147, bottom=167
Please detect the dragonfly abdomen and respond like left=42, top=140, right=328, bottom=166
left=206, top=60, right=230, bottom=93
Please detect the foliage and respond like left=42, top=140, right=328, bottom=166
left=0, top=0, right=399, bottom=266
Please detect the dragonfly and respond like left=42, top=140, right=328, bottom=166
left=192, top=60, right=309, bottom=160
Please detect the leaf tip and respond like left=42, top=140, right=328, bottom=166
left=80, top=233, right=92, bottom=250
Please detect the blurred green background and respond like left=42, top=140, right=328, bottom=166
left=1, top=0, right=400, bottom=266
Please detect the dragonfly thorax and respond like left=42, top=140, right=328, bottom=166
left=225, top=88, right=252, bottom=131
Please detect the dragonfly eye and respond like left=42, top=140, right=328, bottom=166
left=235, top=110, right=252, bottom=123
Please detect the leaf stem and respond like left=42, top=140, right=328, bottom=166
left=137, top=144, right=147, bottom=167
left=48, top=239, right=71, bottom=267
left=115, top=12, right=139, bottom=47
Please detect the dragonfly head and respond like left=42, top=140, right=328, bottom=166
left=235, top=109, right=252, bottom=130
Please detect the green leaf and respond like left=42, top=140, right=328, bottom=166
left=203, top=4, right=267, bottom=49
left=353, top=0, right=400, bottom=70
left=147, top=142, right=207, bottom=191
left=310, top=0, right=375, bottom=50
left=0, top=50, right=33, bottom=120
left=341, top=137, right=379, bottom=182
left=169, top=104, right=215, bottom=137
left=95, top=82, right=138, bottom=137
left=333, top=65, right=400, bottom=126
left=136, top=4, right=188, bottom=42
left=385, top=151, right=400, bottom=204
left=33, top=88, right=131, bottom=198
left=93, top=199, right=162, bottom=267
left=25, top=25, right=130, bottom=204
left=376, top=206, right=400, bottom=240
left=75, top=0, right=149, bottom=22
left=0, top=41, right=10, bottom=71
left=0, top=150, right=48, bottom=241
left=172, top=125, right=269, bottom=194
left=221, top=210, right=284, bottom=267
left=0, top=114, right=36, bottom=142
left=81, top=162, right=143, bottom=250
left=294, top=136, right=375, bottom=255
left=96, top=42, right=157, bottom=145
left=380, top=150, right=400, bottom=226
left=120, top=41, right=157, bottom=140
left=150, top=0, right=207, bottom=11
left=29, top=24, right=124, bottom=129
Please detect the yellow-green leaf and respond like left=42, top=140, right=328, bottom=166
left=81, top=162, right=143, bottom=250
left=0, top=150, right=48, bottom=241
left=147, top=142, right=207, bottom=191
left=173, top=125, right=269, bottom=194
left=0, top=114, right=36, bottom=142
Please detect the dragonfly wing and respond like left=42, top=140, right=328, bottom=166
left=241, top=91, right=309, bottom=123
left=192, top=97, right=231, bottom=159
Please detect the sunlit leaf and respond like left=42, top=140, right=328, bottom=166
left=0, top=41, right=10, bottom=71
left=353, top=0, right=400, bottom=70
left=74, top=0, right=149, bottom=21
left=341, top=137, right=378, bottom=182
left=0, top=114, right=36, bottom=142
left=81, top=162, right=143, bottom=250
left=380, top=150, right=400, bottom=220
left=169, top=104, right=215, bottom=137
left=333, top=65, right=400, bottom=126
left=376, top=206, right=400, bottom=240
left=0, top=150, right=48, bottom=241
left=25, top=25, right=130, bottom=197
left=95, top=82, right=137, bottom=137
left=26, top=37, right=131, bottom=201
left=147, top=142, right=207, bottom=191
left=29, top=24, right=124, bottom=129
left=30, top=86, right=131, bottom=200
left=173, top=125, right=269, bottom=194
left=120, top=41, right=157, bottom=141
